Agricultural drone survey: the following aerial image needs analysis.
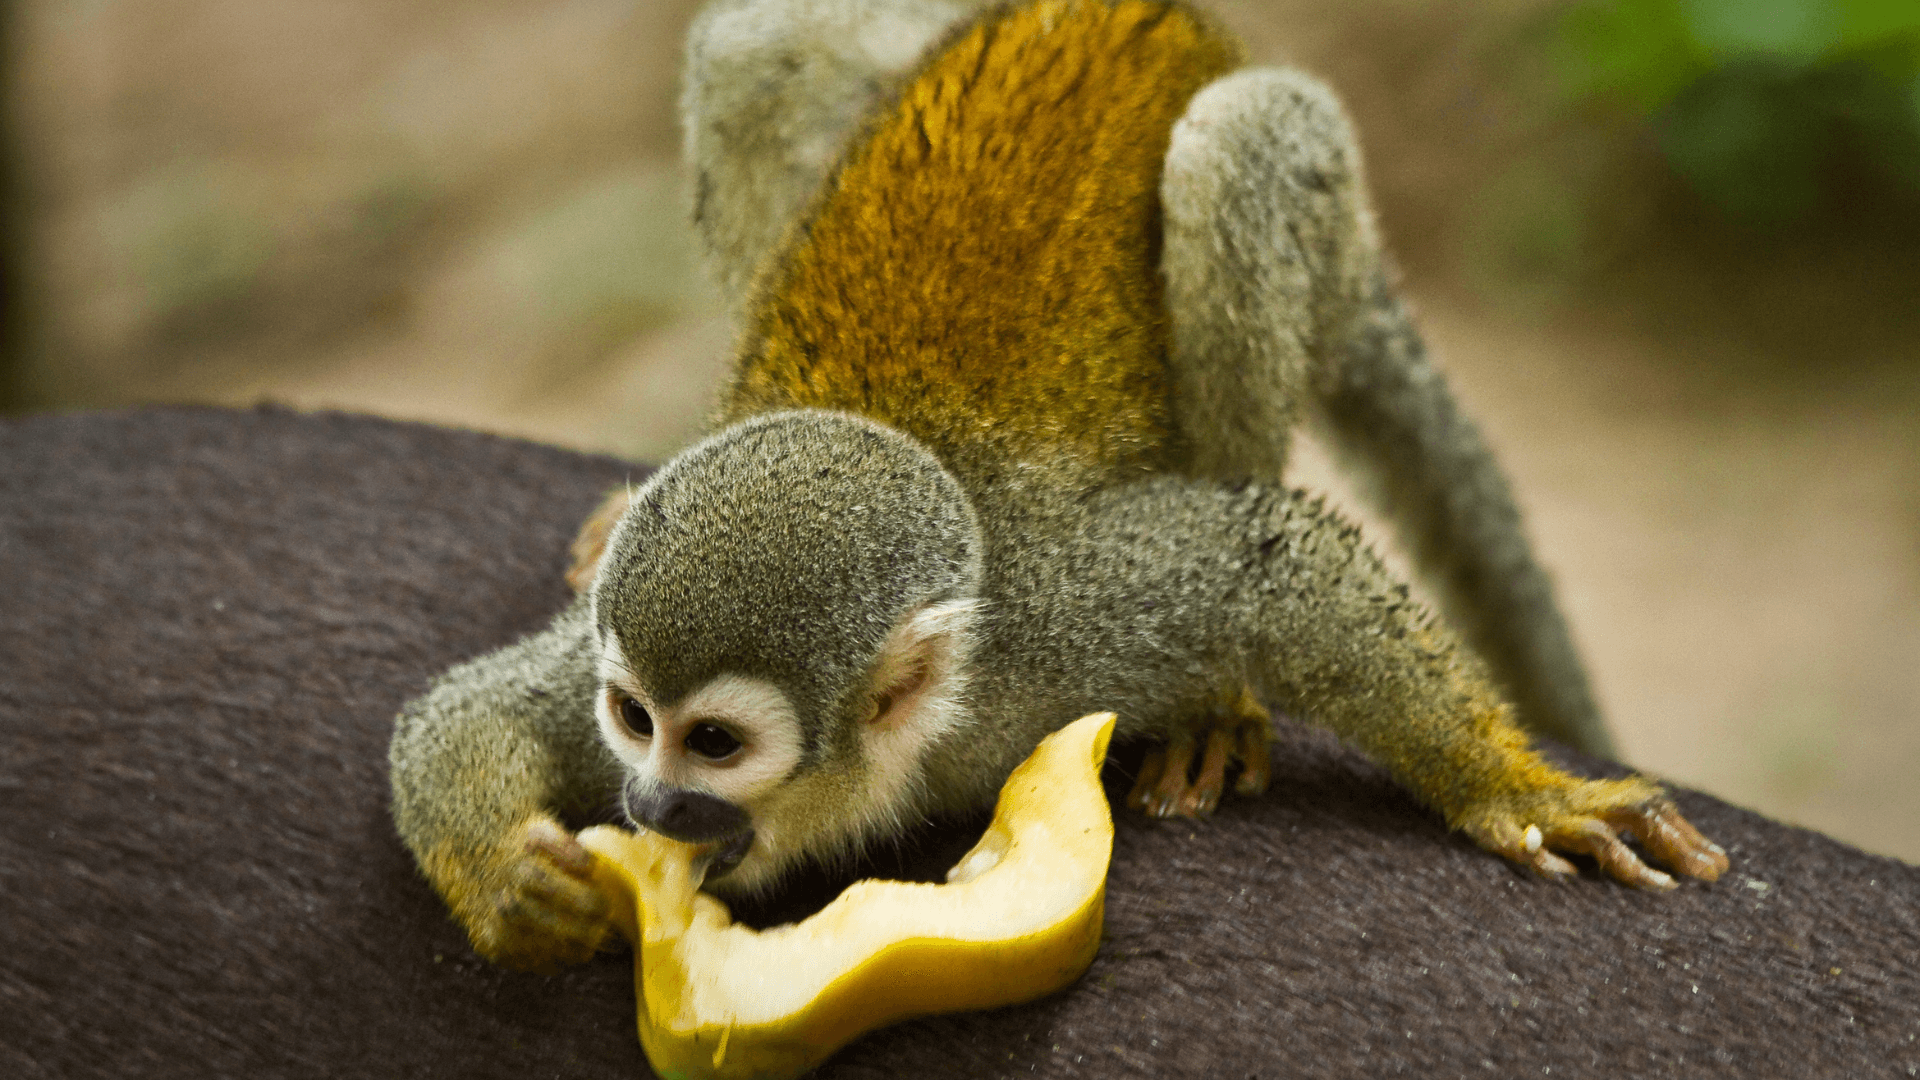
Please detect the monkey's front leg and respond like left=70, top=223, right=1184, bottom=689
left=389, top=597, right=626, bottom=972
left=1075, top=477, right=1727, bottom=888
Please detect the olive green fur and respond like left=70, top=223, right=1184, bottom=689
left=390, top=0, right=1650, bottom=967
left=388, top=596, right=627, bottom=962
left=390, top=597, right=619, bottom=854
left=595, top=411, right=983, bottom=771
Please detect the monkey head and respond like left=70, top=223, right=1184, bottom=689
left=589, top=410, right=984, bottom=895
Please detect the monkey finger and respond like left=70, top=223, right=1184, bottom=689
left=1549, top=819, right=1675, bottom=891
left=1126, top=748, right=1168, bottom=812
left=1526, top=846, right=1580, bottom=880
left=498, top=889, right=606, bottom=942
left=1606, top=800, right=1729, bottom=882
left=521, top=817, right=596, bottom=880
left=487, top=893, right=610, bottom=973
left=502, top=822, right=615, bottom=936
left=504, top=871, right=612, bottom=947
left=513, top=866, right=611, bottom=919
left=497, top=873, right=613, bottom=969
left=1233, top=720, right=1273, bottom=796
left=1178, top=726, right=1234, bottom=817
left=1464, top=819, right=1576, bottom=880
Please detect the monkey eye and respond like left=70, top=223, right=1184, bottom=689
left=617, top=695, right=654, bottom=738
left=685, top=723, right=742, bottom=761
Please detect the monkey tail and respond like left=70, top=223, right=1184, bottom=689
left=1315, top=270, right=1616, bottom=758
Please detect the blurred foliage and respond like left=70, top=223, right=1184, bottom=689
left=1560, top=0, right=1920, bottom=225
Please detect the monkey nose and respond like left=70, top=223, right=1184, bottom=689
left=629, top=788, right=752, bottom=844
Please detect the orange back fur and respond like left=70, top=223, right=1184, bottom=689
left=725, top=0, right=1242, bottom=480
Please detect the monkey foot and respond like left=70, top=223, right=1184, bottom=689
left=1464, top=795, right=1730, bottom=890
left=1126, top=689, right=1274, bottom=819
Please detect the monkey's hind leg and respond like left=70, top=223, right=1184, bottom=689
left=1126, top=687, right=1274, bottom=819
left=1160, top=67, right=1377, bottom=486
left=684, top=0, right=977, bottom=306
left=1160, top=66, right=1612, bottom=757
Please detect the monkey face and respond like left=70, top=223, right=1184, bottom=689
left=593, top=655, right=806, bottom=887
left=586, top=412, right=989, bottom=894
left=592, top=598, right=981, bottom=897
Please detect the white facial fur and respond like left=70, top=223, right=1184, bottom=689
left=591, top=599, right=981, bottom=895
left=720, top=597, right=982, bottom=894
left=594, top=639, right=805, bottom=811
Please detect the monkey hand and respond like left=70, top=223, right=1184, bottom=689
left=443, top=814, right=617, bottom=974
left=1456, top=779, right=1729, bottom=890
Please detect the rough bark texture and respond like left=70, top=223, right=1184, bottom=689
left=2, top=406, right=1914, bottom=1080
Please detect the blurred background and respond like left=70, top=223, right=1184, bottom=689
left=2, top=0, right=1914, bottom=862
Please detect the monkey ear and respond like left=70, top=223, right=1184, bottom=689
left=864, top=599, right=979, bottom=731
left=567, top=488, right=633, bottom=594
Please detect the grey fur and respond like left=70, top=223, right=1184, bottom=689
left=931, top=475, right=1480, bottom=814
left=1316, top=276, right=1612, bottom=754
left=682, top=0, right=983, bottom=310
left=389, top=596, right=623, bottom=865
left=1161, top=69, right=1375, bottom=482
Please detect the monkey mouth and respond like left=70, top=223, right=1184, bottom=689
left=697, top=829, right=756, bottom=884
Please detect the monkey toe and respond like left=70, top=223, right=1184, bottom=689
left=1128, top=700, right=1275, bottom=821
left=1605, top=799, right=1729, bottom=882
left=1125, top=748, right=1168, bottom=813
left=1145, top=732, right=1198, bottom=818
left=1176, top=726, right=1234, bottom=817
left=1463, top=790, right=1727, bottom=890
left=1234, top=749, right=1272, bottom=795
left=1231, top=699, right=1274, bottom=796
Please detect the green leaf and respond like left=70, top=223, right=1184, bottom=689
left=1558, top=0, right=1710, bottom=111
left=1678, top=0, right=1842, bottom=64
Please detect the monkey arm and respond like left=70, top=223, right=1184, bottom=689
left=388, top=596, right=627, bottom=970
left=1005, top=477, right=1725, bottom=888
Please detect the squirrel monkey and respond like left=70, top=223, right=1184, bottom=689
left=390, top=0, right=1727, bottom=974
